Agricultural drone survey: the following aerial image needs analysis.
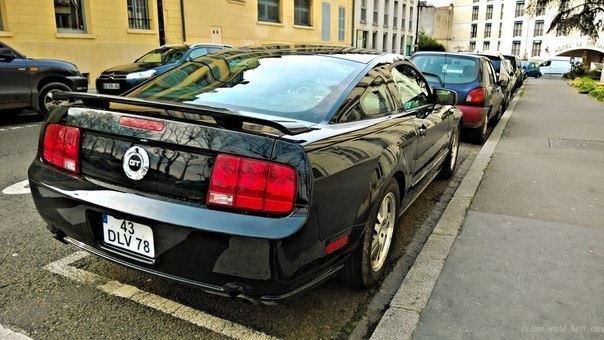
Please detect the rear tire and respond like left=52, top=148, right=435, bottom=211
left=38, top=82, right=72, bottom=117
left=344, top=179, right=400, bottom=289
left=440, top=123, right=460, bottom=179
left=469, top=113, right=488, bottom=145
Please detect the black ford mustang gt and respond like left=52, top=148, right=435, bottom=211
left=29, top=46, right=461, bottom=304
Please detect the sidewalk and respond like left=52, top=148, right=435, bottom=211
left=372, top=79, right=604, bottom=339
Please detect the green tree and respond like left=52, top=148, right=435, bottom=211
left=417, top=31, right=446, bottom=52
left=528, top=0, right=603, bottom=40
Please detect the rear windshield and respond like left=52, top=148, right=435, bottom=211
left=128, top=53, right=364, bottom=123
left=411, top=55, right=479, bottom=84
left=484, top=57, right=501, bottom=72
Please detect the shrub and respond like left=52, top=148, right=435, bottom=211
left=588, top=86, right=604, bottom=101
left=587, top=69, right=602, bottom=81
left=417, top=31, right=446, bottom=52
left=570, top=76, right=604, bottom=102
left=572, top=76, right=597, bottom=94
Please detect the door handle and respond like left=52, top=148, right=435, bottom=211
left=418, top=124, right=427, bottom=136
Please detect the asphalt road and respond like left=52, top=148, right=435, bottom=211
left=0, top=110, right=480, bottom=339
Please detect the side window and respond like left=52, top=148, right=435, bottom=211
left=340, top=76, right=394, bottom=122
left=188, top=48, right=208, bottom=60
left=391, top=65, right=431, bottom=111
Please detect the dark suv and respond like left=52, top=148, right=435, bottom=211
left=0, top=41, right=88, bottom=115
left=96, top=44, right=229, bottom=95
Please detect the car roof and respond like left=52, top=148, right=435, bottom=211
left=412, top=51, right=485, bottom=61
left=189, top=43, right=232, bottom=48
left=205, top=44, right=395, bottom=64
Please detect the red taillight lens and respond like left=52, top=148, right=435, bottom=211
left=207, top=154, right=297, bottom=214
left=42, top=124, right=81, bottom=173
left=119, top=116, right=165, bottom=131
left=465, top=87, right=486, bottom=105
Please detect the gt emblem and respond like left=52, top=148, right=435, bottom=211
left=123, top=146, right=150, bottom=180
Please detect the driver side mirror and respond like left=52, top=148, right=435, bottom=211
left=434, top=89, right=458, bottom=106
left=0, top=48, right=16, bottom=61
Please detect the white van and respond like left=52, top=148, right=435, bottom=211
left=539, top=57, right=572, bottom=77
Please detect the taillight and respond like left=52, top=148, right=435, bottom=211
left=207, top=154, right=297, bottom=214
left=42, top=124, right=81, bottom=173
left=465, top=87, right=486, bottom=105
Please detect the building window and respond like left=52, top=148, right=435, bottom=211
left=486, top=5, right=493, bottom=20
left=356, top=30, right=368, bottom=47
left=373, top=0, right=379, bottom=24
left=500, top=3, right=504, bottom=19
left=0, top=5, right=4, bottom=31
left=497, top=41, right=501, bottom=51
left=360, top=0, right=367, bottom=22
left=384, top=0, right=389, bottom=27
left=409, top=6, right=413, bottom=31
left=498, top=22, right=502, bottom=37
left=484, top=23, right=491, bottom=38
left=536, top=3, right=545, bottom=16
left=382, top=33, right=388, bottom=52
left=469, top=41, right=476, bottom=51
left=511, top=41, right=521, bottom=55
left=473, top=0, right=478, bottom=3
left=54, top=0, right=87, bottom=33
left=402, top=4, right=406, bottom=31
left=393, top=0, right=398, bottom=29
left=532, top=41, right=541, bottom=56
left=372, top=31, right=377, bottom=49
left=338, top=6, right=345, bottom=41
left=483, top=41, right=490, bottom=51
left=472, top=6, right=478, bottom=21
left=258, top=0, right=280, bottom=23
left=470, top=24, right=477, bottom=38
left=127, top=0, right=150, bottom=30
left=513, top=21, right=522, bottom=36
left=515, top=1, right=524, bottom=17
left=321, top=2, right=330, bottom=41
left=534, top=20, right=544, bottom=36
left=294, top=0, right=311, bottom=26
left=392, top=34, right=397, bottom=52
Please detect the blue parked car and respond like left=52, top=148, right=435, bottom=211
left=96, top=44, right=230, bottom=95
left=522, top=60, right=542, bottom=78
left=411, top=52, right=505, bottom=144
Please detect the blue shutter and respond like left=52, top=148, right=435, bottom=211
left=322, top=2, right=331, bottom=41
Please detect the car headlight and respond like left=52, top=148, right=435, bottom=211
left=126, top=70, right=157, bottom=80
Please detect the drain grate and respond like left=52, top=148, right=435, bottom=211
left=548, top=138, right=604, bottom=151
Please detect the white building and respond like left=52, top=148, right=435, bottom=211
left=447, top=0, right=604, bottom=63
left=352, top=0, right=420, bottom=55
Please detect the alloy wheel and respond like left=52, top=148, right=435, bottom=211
left=371, top=192, right=396, bottom=272
left=44, top=89, right=69, bottom=112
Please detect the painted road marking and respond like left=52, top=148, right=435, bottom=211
left=0, top=324, right=32, bottom=340
left=0, top=124, right=39, bottom=132
left=2, top=180, right=31, bottom=195
left=44, top=251, right=276, bottom=340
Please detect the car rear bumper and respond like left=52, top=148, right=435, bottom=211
left=29, top=160, right=353, bottom=302
left=457, top=105, right=488, bottom=128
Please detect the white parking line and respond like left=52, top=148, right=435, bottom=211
left=44, top=251, right=276, bottom=340
left=0, top=124, right=39, bottom=132
left=2, top=180, right=31, bottom=195
left=0, top=324, right=31, bottom=340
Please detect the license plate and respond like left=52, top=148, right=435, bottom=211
left=102, top=214, right=155, bottom=258
left=102, top=83, right=120, bottom=90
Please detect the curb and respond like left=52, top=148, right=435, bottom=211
left=369, top=88, right=523, bottom=340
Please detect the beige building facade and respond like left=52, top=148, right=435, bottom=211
left=0, top=0, right=353, bottom=86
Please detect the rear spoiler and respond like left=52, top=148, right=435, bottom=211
left=53, top=92, right=314, bottom=135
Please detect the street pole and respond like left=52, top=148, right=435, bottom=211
left=414, top=1, right=426, bottom=52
